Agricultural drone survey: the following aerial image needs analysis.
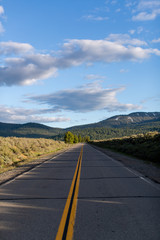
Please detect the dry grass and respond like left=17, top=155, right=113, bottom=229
left=0, top=137, right=70, bottom=172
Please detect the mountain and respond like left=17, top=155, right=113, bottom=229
left=94, top=112, right=160, bottom=127
left=0, top=112, right=160, bottom=140
left=67, top=112, right=160, bottom=129
left=0, top=122, right=63, bottom=138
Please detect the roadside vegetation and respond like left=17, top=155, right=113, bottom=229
left=0, top=137, right=70, bottom=172
left=91, top=132, right=160, bottom=164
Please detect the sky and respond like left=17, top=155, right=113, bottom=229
left=0, top=0, right=160, bottom=128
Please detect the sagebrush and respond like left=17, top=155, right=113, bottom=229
left=0, top=137, right=69, bottom=169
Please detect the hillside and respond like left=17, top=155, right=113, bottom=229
left=0, top=112, right=160, bottom=140
left=0, top=122, right=63, bottom=138
left=68, top=112, right=160, bottom=129
left=96, top=112, right=160, bottom=127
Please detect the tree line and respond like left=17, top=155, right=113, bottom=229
left=64, top=131, right=90, bottom=144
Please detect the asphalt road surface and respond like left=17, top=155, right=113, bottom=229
left=0, top=143, right=160, bottom=240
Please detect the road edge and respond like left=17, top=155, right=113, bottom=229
left=0, top=146, right=75, bottom=186
left=89, top=143, right=160, bottom=185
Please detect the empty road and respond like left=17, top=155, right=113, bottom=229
left=0, top=144, right=160, bottom=240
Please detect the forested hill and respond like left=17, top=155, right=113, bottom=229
left=0, top=122, right=63, bottom=138
left=0, top=112, right=160, bottom=140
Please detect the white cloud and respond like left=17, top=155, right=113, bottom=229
left=132, top=10, right=160, bottom=21
left=137, top=26, right=144, bottom=34
left=56, top=38, right=158, bottom=68
left=106, top=33, right=147, bottom=46
left=85, top=74, right=106, bottom=80
left=0, top=6, right=4, bottom=15
left=111, top=0, right=117, bottom=4
left=129, top=29, right=136, bottom=35
left=0, top=6, right=5, bottom=33
left=0, top=36, right=160, bottom=87
left=120, top=69, right=129, bottom=73
left=152, top=37, right=160, bottom=43
left=0, top=105, right=70, bottom=123
left=116, top=8, right=121, bottom=12
left=0, top=41, right=34, bottom=55
left=83, top=15, right=109, bottom=21
left=151, top=48, right=160, bottom=55
left=28, top=82, right=141, bottom=113
left=125, top=1, right=135, bottom=8
left=0, top=21, right=4, bottom=33
left=129, top=27, right=144, bottom=35
left=138, top=1, right=160, bottom=10
left=0, top=53, right=57, bottom=86
left=132, top=0, right=160, bottom=21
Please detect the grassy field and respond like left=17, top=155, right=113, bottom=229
left=91, top=132, right=160, bottom=163
left=0, top=137, right=70, bottom=173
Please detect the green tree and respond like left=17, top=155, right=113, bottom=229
left=78, top=134, right=82, bottom=142
left=64, top=131, right=74, bottom=144
left=85, top=136, right=90, bottom=142
left=74, top=135, right=78, bottom=143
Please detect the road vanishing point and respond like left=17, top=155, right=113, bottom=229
left=0, top=143, right=160, bottom=240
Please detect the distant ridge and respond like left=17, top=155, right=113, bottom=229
left=95, top=112, right=160, bottom=127
left=68, top=112, right=160, bottom=129
left=0, top=122, right=62, bottom=138
left=0, top=112, right=160, bottom=139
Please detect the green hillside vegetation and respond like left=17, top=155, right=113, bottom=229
left=53, top=121, right=160, bottom=141
left=64, top=131, right=90, bottom=143
left=91, top=132, right=160, bottom=163
left=0, top=137, right=70, bottom=172
left=0, top=122, right=63, bottom=138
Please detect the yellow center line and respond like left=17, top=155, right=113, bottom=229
left=55, top=145, right=83, bottom=240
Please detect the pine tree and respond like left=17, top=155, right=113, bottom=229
left=64, top=131, right=74, bottom=143
left=85, top=136, right=90, bottom=142
left=74, top=135, right=78, bottom=143
left=78, top=134, right=82, bottom=143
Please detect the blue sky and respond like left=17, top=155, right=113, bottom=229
left=0, top=0, right=160, bottom=128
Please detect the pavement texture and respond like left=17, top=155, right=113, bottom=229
left=0, top=143, right=160, bottom=240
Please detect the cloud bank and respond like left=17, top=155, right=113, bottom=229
left=0, top=82, right=141, bottom=123
left=0, top=105, right=70, bottom=124
left=28, top=82, right=141, bottom=113
left=0, top=35, right=160, bottom=86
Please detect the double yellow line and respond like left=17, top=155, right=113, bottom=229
left=55, top=146, right=83, bottom=240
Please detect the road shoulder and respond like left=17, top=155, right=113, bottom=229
left=90, top=144, right=160, bottom=184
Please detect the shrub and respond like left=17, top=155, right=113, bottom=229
left=0, top=137, right=69, bottom=169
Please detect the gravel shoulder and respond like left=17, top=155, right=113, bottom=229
left=90, top=144, right=160, bottom=184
